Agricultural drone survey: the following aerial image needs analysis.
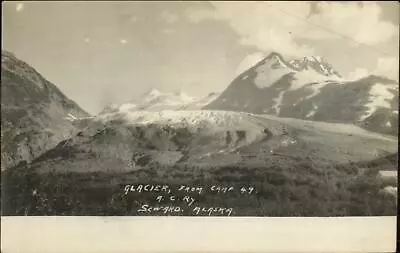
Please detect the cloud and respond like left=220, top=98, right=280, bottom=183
left=307, top=2, right=398, bottom=45
left=346, top=57, right=399, bottom=81
left=185, top=2, right=398, bottom=56
left=236, top=52, right=265, bottom=74
left=346, top=68, right=370, bottom=81
left=120, top=39, right=128, bottom=44
left=373, top=57, right=399, bottom=81
left=186, top=2, right=314, bottom=57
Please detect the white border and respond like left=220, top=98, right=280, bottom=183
left=1, top=216, right=397, bottom=253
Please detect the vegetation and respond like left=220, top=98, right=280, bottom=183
left=1, top=155, right=397, bottom=216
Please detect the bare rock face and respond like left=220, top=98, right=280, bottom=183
left=1, top=51, right=89, bottom=170
left=204, top=52, right=399, bottom=136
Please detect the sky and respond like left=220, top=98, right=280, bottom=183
left=2, top=1, right=399, bottom=114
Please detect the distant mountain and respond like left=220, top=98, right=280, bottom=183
left=100, top=89, right=220, bottom=114
left=1, top=51, right=89, bottom=170
left=100, top=88, right=196, bottom=114
left=204, top=52, right=399, bottom=136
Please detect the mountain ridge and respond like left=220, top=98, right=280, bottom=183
left=204, top=51, right=398, bottom=136
left=1, top=50, right=89, bottom=170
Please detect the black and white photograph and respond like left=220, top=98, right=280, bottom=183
left=1, top=1, right=398, bottom=219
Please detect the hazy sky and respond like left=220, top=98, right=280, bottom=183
left=2, top=1, right=399, bottom=114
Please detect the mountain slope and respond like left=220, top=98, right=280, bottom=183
left=21, top=108, right=397, bottom=174
left=1, top=51, right=89, bottom=170
left=204, top=52, right=399, bottom=136
left=2, top=108, right=397, bottom=216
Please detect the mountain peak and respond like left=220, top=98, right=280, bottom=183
left=265, top=51, right=282, bottom=59
left=260, top=52, right=340, bottom=77
left=303, top=56, right=324, bottom=63
left=289, top=55, right=341, bottom=77
left=262, top=52, right=288, bottom=69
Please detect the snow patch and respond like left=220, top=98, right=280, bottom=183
left=289, top=68, right=342, bottom=91
left=254, top=62, right=292, bottom=88
left=272, top=91, right=285, bottom=115
left=360, top=83, right=395, bottom=121
left=318, top=62, right=330, bottom=75
left=63, top=113, right=79, bottom=121
left=267, top=54, right=289, bottom=68
left=274, top=56, right=288, bottom=68
left=68, top=113, right=77, bottom=120
left=63, top=113, right=94, bottom=121
left=306, top=104, right=318, bottom=118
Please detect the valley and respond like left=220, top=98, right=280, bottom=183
left=1, top=50, right=398, bottom=217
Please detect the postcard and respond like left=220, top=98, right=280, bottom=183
left=1, top=1, right=398, bottom=252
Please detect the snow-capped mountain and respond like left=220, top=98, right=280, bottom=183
left=1, top=51, right=89, bottom=170
left=242, top=52, right=343, bottom=90
left=100, top=89, right=220, bottom=114
left=204, top=52, right=399, bottom=136
left=142, top=88, right=196, bottom=106
left=100, top=88, right=196, bottom=114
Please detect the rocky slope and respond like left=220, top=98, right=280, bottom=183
left=1, top=51, right=89, bottom=170
left=204, top=52, right=399, bottom=136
